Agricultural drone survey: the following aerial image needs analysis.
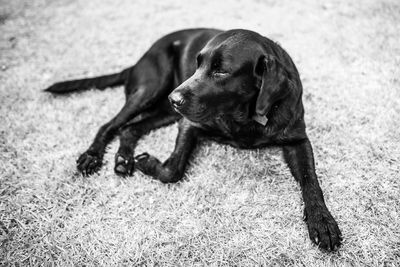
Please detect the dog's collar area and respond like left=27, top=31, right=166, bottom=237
left=252, top=113, right=268, bottom=126
left=252, top=104, right=279, bottom=126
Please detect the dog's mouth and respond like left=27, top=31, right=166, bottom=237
left=171, top=103, right=181, bottom=112
left=173, top=104, right=211, bottom=123
left=170, top=102, right=184, bottom=116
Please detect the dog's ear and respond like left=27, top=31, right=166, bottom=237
left=254, top=54, right=293, bottom=117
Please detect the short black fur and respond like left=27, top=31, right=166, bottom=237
left=44, top=28, right=342, bottom=251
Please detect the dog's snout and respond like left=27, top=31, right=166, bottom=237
left=169, top=92, right=185, bottom=108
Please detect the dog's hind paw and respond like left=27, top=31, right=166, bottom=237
left=76, top=151, right=103, bottom=176
left=114, top=153, right=134, bottom=177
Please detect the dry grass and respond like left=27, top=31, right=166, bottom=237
left=1, top=0, right=399, bottom=266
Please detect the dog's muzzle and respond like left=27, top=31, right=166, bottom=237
left=168, top=92, right=185, bottom=110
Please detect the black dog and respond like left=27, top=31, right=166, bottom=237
left=45, top=28, right=342, bottom=251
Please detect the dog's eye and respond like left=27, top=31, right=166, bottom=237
left=211, top=62, right=228, bottom=77
left=213, top=71, right=229, bottom=78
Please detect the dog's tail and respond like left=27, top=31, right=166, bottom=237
left=44, top=69, right=127, bottom=94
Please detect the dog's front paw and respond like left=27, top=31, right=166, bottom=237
left=304, top=206, right=342, bottom=251
left=114, top=153, right=134, bottom=177
left=76, top=151, right=103, bottom=176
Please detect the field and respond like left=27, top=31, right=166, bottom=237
left=1, top=0, right=399, bottom=265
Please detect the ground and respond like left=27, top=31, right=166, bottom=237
left=0, top=0, right=399, bottom=266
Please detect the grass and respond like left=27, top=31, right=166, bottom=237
left=1, top=0, right=399, bottom=266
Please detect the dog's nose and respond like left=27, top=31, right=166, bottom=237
left=169, top=93, right=185, bottom=108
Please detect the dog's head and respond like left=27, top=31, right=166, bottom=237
left=169, top=30, right=297, bottom=124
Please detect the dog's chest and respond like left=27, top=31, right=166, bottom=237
left=199, top=118, right=275, bottom=148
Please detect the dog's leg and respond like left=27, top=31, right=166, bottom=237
left=76, top=50, right=176, bottom=176
left=283, top=138, right=342, bottom=251
left=134, top=118, right=198, bottom=183
left=114, top=110, right=181, bottom=177
left=77, top=87, right=173, bottom=176
left=76, top=94, right=145, bottom=176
